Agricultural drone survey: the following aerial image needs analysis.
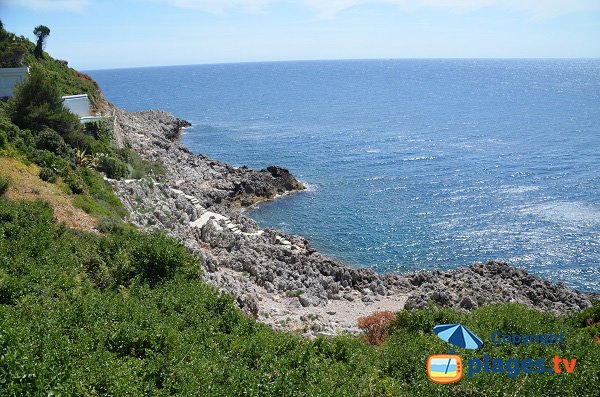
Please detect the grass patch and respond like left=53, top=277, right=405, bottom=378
left=73, top=194, right=111, bottom=217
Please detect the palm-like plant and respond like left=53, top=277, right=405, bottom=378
left=75, top=148, right=95, bottom=168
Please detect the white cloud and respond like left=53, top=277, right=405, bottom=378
left=2, top=0, right=90, bottom=12
left=163, top=0, right=600, bottom=18
left=6, top=0, right=599, bottom=16
left=164, top=0, right=271, bottom=13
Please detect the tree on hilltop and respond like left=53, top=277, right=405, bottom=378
left=33, top=24, right=50, bottom=58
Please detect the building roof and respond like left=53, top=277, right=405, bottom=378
left=61, top=94, right=89, bottom=100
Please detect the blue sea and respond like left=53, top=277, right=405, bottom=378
left=89, top=59, right=600, bottom=292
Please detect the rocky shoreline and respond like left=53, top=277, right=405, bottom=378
left=108, top=107, right=595, bottom=336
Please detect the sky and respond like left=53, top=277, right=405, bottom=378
left=0, top=0, right=599, bottom=70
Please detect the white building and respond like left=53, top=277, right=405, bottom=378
left=62, top=94, right=91, bottom=118
left=0, top=67, right=29, bottom=98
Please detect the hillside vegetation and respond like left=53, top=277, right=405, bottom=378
left=0, top=22, right=103, bottom=109
left=0, top=22, right=161, bottom=231
left=1, top=23, right=599, bottom=396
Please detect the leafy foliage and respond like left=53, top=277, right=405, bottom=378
left=97, top=155, right=129, bottom=180
left=83, top=230, right=197, bottom=287
left=34, top=127, right=73, bottom=159
left=9, top=65, right=80, bottom=133
left=0, top=126, right=7, bottom=149
left=38, top=167, right=57, bottom=183
left=0, top=173, right=9, bottom=195
left=33, top=25, right=50, bottom=59
left=573, top=303, right=600, bottom=338
left=0, top=21, right=29, bottom=68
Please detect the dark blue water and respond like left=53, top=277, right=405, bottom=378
left=89, top=60, right=600, bottom=292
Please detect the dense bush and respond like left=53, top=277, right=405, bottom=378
left=0, top=127, right=6, bottom=149
left=98, top=155, right=128, bottom=180
left=9, top=66, right=80, bottom=134
left=0, top=173, right=9, bottom=195
left=96, top=215, right=130, bottom=234
left=573, top=304, right=600, bottom=337
left=38, top=167, right=57, bottom=183
left=60, top=170, right=83, bottom=194
left=32, top=150, right=69, bottom=180
left=84, top=119, right=113, bottom=142
left=34, top=127, right=73, bottom=159
left=83, top=230, right=197, bottom=287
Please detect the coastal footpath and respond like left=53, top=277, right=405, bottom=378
left=107, top=107, right=594, bottom=336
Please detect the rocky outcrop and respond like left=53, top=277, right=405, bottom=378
left=117, top=109, right=190, bottom=142
left=114, top=109, right=304, bottom=209
left=403, top=261, right=592, bottom=313
left=108, top=109, right=594, bottom=336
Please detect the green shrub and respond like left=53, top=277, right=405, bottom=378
left=573, top=302, right=600, bottom=337
left=98, top=155, right=128, bottom=180
left=84, top=119, right=113, bottom=142
left=84, top=230, right=197, bottom=287
left=62, top=170, right=85, bottom=194
left=0, top=173, right=9, bottom=195
left=96, top=216, right=130, bottom=234
left=34, top=127, right=73, bottom=159
left=0, top=127, right=6, bottom=148
left=0, top=116, right=21, bottom=141
left=116, top=147, right=167, bottom=180
left=9, top=65, right=80, bottom=134
left=0, top=269, right=17, bottom=304
left=61, top=128, right=91, bottom=152
left=33, top=149, right=69, bottom=175
left=77, top=168, right=127, bottom=218
left=39, top=167, right=57, bottom=183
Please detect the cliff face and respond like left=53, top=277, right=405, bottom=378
left=106, top=108, right=594, bottom=336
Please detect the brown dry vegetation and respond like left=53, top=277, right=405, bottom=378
left=357, top=310, right=397, bottom=346
left=0, top=156, right=97, bottom=231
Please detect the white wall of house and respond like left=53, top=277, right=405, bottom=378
left=0, top=67, right=29, bottom=98
left=62, top=94, right=91, bottom=118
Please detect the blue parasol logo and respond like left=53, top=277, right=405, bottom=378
left=434, top=323, right=484, bottom=350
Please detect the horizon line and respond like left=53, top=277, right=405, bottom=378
left=83, top=56, right=600, bottom=72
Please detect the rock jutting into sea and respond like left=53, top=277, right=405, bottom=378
left=107, top=107, right=595, bottom=336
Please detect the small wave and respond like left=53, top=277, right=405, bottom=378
left=501, top=185, right=540, bottom=195
left=519, top=201, right=600, bottom=227
left=402, top=156, right=437, bottom=162
left=299, top=181, right=317, bottom=192
left=366, top=149, right=381, bottom=153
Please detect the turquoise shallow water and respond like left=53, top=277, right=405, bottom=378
left=89, top=59, right=600, bottom=292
